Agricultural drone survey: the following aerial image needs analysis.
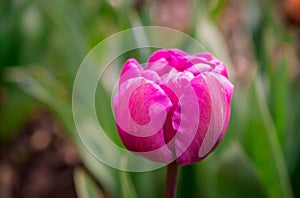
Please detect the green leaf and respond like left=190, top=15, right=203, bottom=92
left=74, top=167, right=105, bottom=198
left=119, top=169, right=138, bottom=198
left=269, top=56, right=289, bottom=148
left=241, top=73, right=293, bottom=198
left=209, top=0, right=226, bottom=21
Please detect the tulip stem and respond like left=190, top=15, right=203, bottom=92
left=164, top=160, right=178, bottom=198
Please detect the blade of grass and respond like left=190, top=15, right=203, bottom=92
left=241, top=73, right=294, bottom=198
left=254, top=74, right=293, bottom=198
left=120, top=158, right=138, bottom=198
left=74, top=167, right=105, bottom=198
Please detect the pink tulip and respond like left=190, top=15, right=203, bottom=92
left=113, top=49, right=234, bottom=166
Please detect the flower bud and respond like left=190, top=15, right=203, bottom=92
left=113, top=49, right=234, bottom=165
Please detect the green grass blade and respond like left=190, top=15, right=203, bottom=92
left=74, top=167, right=105, bottom=198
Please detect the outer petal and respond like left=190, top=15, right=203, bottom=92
left=197, top=72, right=233, bottom=158
left=116, top=125, right=173, bottom=163
left=174, top=75, right=211, bottom=165
left=159, top=70, right=194, bottom=148
left=119, top=58, right=161, bottom=85
left=114, top=77, right=172, bottom=137
left=175, top=72, right=233, bottom=165
left=119, top=58, right=142, bottom=86
left=186, top=53, right=228, bottom=78
left=113, top=77, right=174, bottom=162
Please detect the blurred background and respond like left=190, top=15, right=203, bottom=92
left=1, top=0, right=300, bottom=197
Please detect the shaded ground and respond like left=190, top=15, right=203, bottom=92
left=0, top=109, right=81, bottom=198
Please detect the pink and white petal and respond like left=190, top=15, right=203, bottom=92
left=113, top=77, right=172, bottom=138
left=169, top=48, right=189, bottom=56
left=186, top=62, right=213, bottom=76
left=161, top=69, right=194, bottom=97
left=145, top=57, right=172, bottom=76
left=141, top=69, right=161, bottom=82
left=197, top=72, right=233, bottom=158
left=117, top=125, right=173, bottom=163
left=120, top=58, right=142, bottom=76
left=194, top=53, right=228, bottom=78
left=146, top=49, right=191, bottom=74
left=159, top=84, right=178, bottom=145
left=158, top=70, right=194, bottom=146
left=188, top=52, right=228, bottom=78
left=174, top=75, right=212, bottom=165
left=185, top=55, right=213, bottom=75
left=146, top=49, right=170, bottom=64
left=146, top=48, right=188, bottom=64
left=195, top=52, right=214, bottom=61
left=135, top=146, right=174, bottom=163
left=205, top=72, right=233, bottom=152
left=119, top=58, right=142, bottom=86
left=168, top=51, right=191, bottom=71
left=211, top=59, right=228, bottom=78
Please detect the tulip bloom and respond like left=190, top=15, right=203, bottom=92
left=113, top=49, right=233, bottom=166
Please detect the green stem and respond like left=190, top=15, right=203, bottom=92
left=164, top=161, right=179, bottom=198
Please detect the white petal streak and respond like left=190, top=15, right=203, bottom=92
left=198, top=72, right=229, bottom=157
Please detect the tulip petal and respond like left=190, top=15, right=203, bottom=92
left=119, top=58, right=142, bottom=86
left=114, top=77, right=172, bottom=137
left=186, top=53, right=228, bottom=78
left=145, top=49, right=191, bottom=75
left=174, top=75, right=211, bottom=165
left=141, top=69, right=161, bottom=82
left=147, top=49, right=188, bottom=66
left=116, top=125, right=174, bottom=163
left=211, top=59, right=228, bottom=78
left=114, top=77, right=175, bottom=163
left=185, top=56, right=213, bottom=76
left=159, top=70, right=194, bottom=146
left=159, top=84, right=178, bottom=147
left=161, top=69, right=194, bottom=96
left=198, top=72, right=233, bottom=158
left=145, top=49, right=172, bottom=76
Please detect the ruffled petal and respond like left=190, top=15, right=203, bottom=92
left=145, top=49, right=172, bottom=76
left=119, top=58, right=142, bottom=86
left=113, top=77, right=174, bottom=162
left=114, top=77, right=172, bottom=137
left=185, top=56, right=213, bottom=76
left=141, top=69, right=161, bottom=82
left=186, top=53, right=228, bottom=78
left=158, top=70, right=194, bottom=148
left=159, top=84, right=178, bottom=146
left=197, top=72, right=233, bottom=158
left=174, top=75, right=211, bottom=165
left=161, top=69, right=194, bottom=96
left=145, top=49, right=192, bottom=75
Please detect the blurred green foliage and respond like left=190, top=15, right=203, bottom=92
left=1, top=0, right=300, bottom=197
